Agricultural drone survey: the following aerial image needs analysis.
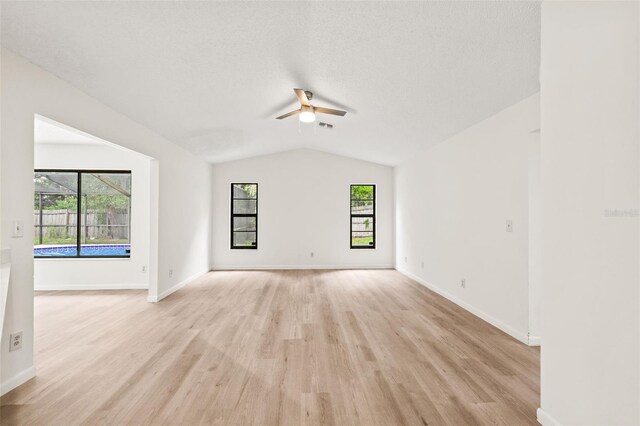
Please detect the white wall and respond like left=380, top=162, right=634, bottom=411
left=0, top=48, right=212, bottom=395
left=211, top=149, right=394, bottom=269
left=395, top=94, right=539, bottom=344
left=538, top=2, right=639, bottom=425
left=34, top=142, right=151, bottom=290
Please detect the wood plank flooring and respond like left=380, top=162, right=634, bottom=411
left=0, top=269, right=539, bottom=425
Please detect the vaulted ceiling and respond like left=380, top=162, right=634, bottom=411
left=1, top=1, right=540, bottom=166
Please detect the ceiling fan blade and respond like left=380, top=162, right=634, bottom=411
left=314, top=106, right=347, bottom=116
left=294, top=88, right=311, bottom=107
left=275, top=109, right=300, bottom=120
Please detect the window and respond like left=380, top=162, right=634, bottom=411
left=350, top=184, right=375, bottom=249
left=231, top=183, right=258, bottom=249
left=34, top=170, right=132, bottom=258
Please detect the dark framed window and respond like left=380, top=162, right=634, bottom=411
left=350, top=184, right=375, bottom=249
left=34, top=170, right=132, bottom=258
left=231, top=183, right=258, bottom=249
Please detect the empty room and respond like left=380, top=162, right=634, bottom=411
left=0, top=1, right=638, bottom=425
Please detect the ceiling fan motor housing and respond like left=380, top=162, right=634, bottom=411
left=304, top=90, right=313, bottom=101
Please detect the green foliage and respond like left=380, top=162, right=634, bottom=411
left=235, top=184, right=257, bottom=198
left=352, top=236, right=374, bottom=246
left=85, top=194, right=129, bottom=211
left=35, top=194, right=128, bottom=211
left=34, top=194, right=76, bottom=210
left=34, top=236, right=76, bottom=245
left=351, top=185, right=374, bottom=201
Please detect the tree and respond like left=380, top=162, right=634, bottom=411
left=351, top=185, right=373, bottom=208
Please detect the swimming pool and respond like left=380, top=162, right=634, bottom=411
left=34, top=244, right=131, bottom=257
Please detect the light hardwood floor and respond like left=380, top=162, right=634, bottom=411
left=1, top=269, right=539, bottom=425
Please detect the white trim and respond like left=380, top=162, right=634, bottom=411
left=0, top=365, right=36, bottom=396
left=537, top=408, right=562, bottom=426
left=147, top=270, right=208, bottom=303
left=210, top=265, right=394, bottom=270
left=35, top=283, right=148, bottom=291
left=396, top=267, right=530, bottom=345
left=528, top=335, right=541, bottom=346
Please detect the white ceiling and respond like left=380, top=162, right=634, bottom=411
left=2, top=1, right=540, bottom=166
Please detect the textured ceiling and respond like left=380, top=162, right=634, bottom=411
left=2, top=1, right=540, bottom=166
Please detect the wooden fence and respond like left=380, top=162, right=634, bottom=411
left=34, top=209, right=129, bottom=243
left=351, top=205, right=374, bottom=235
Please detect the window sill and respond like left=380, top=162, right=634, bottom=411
left=35, top=256, right=131, bottom=261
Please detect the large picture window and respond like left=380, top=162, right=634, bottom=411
left=34, top=170, right=132, bottom=258
left=231, top=183, right=258, bottom=249
left=350, top=184, right=375, bottom=249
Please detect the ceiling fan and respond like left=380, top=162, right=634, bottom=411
left=276, top=88, right=347, bottom=123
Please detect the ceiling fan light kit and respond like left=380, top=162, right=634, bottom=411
left=276, top=88, right=347, bottom=123
left=299, top=105, right=316, bottom=123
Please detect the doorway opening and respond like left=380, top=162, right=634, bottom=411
left=33, top=115, right=158, bottom=296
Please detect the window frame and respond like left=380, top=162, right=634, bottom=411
left=230, top=183, right=258, bottom=250
left=34, top=169, right=132, bottom=259
left=350, top=184, right=376, bottom=249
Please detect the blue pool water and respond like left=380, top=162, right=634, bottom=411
left=35, top=244, right=130, bottom=257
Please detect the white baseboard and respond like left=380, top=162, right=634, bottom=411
left=0, top=365, right=36, bottom=396
left=147, top=270, right=209, bottom=303
left=537, top=408, right=561, bottom=426
left=528, top=335, right=541, bottom=346
left=396, top=267, right=530, bottom=345
left=35, top=283, right=148, bottom=291
left=210, top=264, right=394, bottom=270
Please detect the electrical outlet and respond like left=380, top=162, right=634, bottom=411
left=461, top=279, right=466, bottom=289
left=506, top=220, right=513, bottom=232
left=142, top=266, right=147, bottom=273
left=9, top=331, right=22, bottom=352
left=310, top=252, right=314, bottom=258
left=169, top=269, right=173, bottom=278
left=404, top=256, right=408, bottom=263
left=421, top=261, right=424, bottom=269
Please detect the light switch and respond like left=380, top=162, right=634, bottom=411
left=506, top=220, right=513, bottom=233
left=12, top=220, right=24, bottom=238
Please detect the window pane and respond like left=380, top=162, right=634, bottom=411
left=352, top=216, right=374, bottom=232
left=352, top=216, right=374, bottom=247
left=233, top=216, right=256, bottom=232
left=233, top=184, right=257, bottom=199
left=351, top=200, right=374, bottom=214
left=80, top=173, right=131, bottom=257
left=233, top=231, right=256, bottom=247
left=351, top=185, right=374, bottom=201
left=35, top=171, right=78, bottom=194
left=34, top=172, right=79, bottom=256
left=351, top=232, right=374, bottom=247
left=233, top=199, right=257, bottom=214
